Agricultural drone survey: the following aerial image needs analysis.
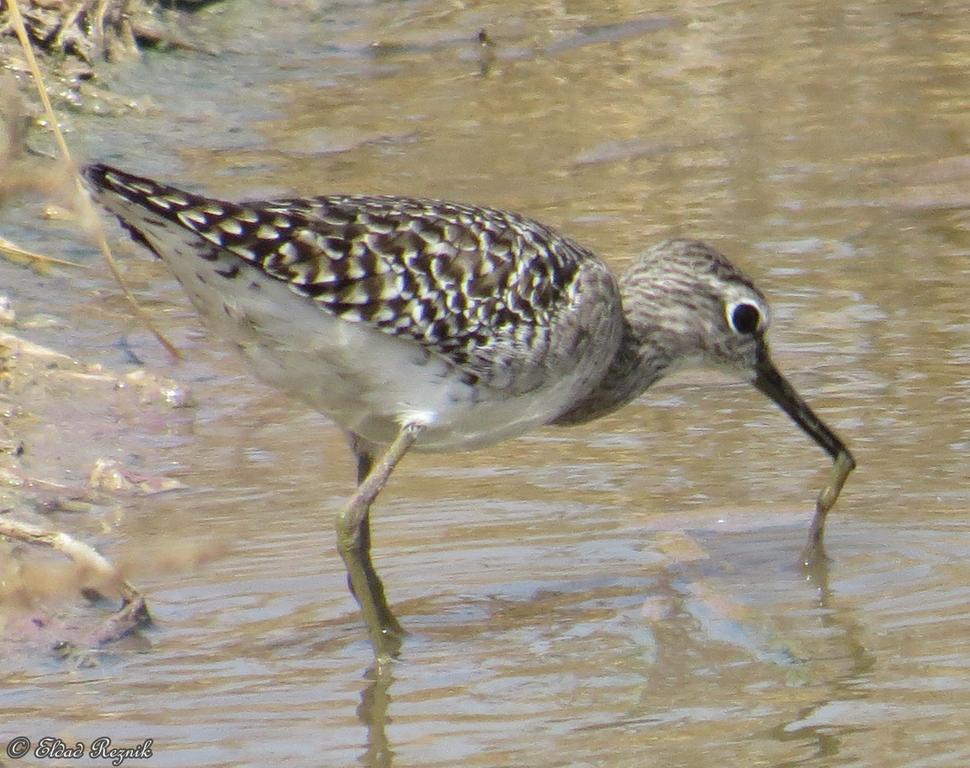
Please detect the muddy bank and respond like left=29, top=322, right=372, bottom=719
left=0, top=0, right=229, bottom=661
left=0, top=298, right=194, bottom=662
left=1, top=0, right=215, bottom=109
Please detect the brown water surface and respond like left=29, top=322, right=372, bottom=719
left=1, top=1, right=969, bottom=766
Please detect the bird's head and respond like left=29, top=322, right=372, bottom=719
left=621, top=239, right=853, bottom=466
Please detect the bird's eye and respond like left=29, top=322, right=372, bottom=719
left=728, top=302, right=762, bottom=335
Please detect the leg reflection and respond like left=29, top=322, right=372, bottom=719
left=357, top=663, right=394, bottom=768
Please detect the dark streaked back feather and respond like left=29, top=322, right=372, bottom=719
left=83, top=164, right=614, bottom=389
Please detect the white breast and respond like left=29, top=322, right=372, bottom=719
left=141, top=222, right=609, bottom=452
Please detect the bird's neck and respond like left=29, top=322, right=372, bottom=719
left=552, top=314, right=679, bottom=426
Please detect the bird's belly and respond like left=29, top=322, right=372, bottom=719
left=164, top=246, right=598, bottom=452
left=239, top=318, right=591, bottom=452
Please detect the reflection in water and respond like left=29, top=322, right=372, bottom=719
left=358, top=665, right=394, bottom=768
left=552, top=528, right=892, bottom=767
left=773, top=549, right=879, bottom=762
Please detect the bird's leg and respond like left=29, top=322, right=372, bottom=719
left=337, top=424, right=423, bottom=662
left=344, top=433, right=397, bottom=633
left=348, top=432, right=376, bottom=564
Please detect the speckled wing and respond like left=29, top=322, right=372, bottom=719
left=83, top=164, right=616, bottom=393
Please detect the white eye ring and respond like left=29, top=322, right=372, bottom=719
left=726, top=300, right=764, bottom=335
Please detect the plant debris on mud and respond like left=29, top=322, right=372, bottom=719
left=1, top=0, right=216, bottom=102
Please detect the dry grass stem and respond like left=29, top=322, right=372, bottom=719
left=0, top=234, right=90, bottom=272
left=6, top=0, right=181, bottom=357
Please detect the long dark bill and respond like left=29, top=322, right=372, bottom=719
left=753, top=356, right=855, bottom=470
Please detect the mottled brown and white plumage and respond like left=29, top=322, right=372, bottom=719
left=84, top=164, right=623, bottom=451
left=82, top=163, right=853, bottom=662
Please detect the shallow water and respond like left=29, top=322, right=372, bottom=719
left=1, top=1, right=969, bottom=766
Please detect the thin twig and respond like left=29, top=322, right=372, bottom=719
left=0, top=516, right=139, bottom=601
left=0, top=516, right=152, bottom=650
left=0, top=235, right=90, bottom=271
left=52, top=0, right=92, bottom=53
